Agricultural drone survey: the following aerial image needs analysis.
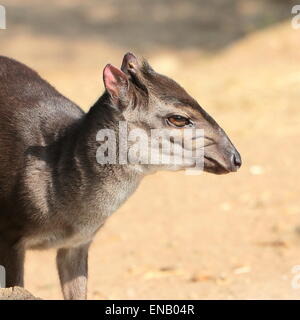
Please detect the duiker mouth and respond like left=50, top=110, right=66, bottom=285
left=203, top=138, right=242, bottom=175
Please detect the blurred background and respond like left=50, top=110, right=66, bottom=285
left=1, top=0, right=300, bottom=299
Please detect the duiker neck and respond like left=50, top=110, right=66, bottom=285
left=52, top=93, right=144, bottom=213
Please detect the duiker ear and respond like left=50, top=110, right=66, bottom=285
left=103, top=64, right=129, bottom=101
left=121, top=52, right=154, bottom=79
left=121, top=52, right=140, bottom=76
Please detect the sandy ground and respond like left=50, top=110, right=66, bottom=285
left=1, top=0, right=300, bottom=299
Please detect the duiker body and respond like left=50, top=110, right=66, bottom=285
left=0, top=53, right=241, bottom=299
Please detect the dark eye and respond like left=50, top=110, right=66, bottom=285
left=167, top=115, right=191, bottom=128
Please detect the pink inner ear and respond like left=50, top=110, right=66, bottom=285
left=103, top=64, right=128, bottom=98
left=103, top=65, right=118, bottom=96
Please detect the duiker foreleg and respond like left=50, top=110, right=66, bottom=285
left=0, top=240, right=25, bottom=287
left=56, top=242, right=90, bottom=300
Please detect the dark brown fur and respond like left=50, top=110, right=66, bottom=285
left=0, top=53, right=241, bottom=299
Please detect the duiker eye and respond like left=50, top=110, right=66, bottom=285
left=167, top=115, right=192, bottom=128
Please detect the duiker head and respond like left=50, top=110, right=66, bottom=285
left=102, top=52, right=241, bottom=174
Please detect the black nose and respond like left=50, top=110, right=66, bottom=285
left=231, top=151, right=242, bottom=171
